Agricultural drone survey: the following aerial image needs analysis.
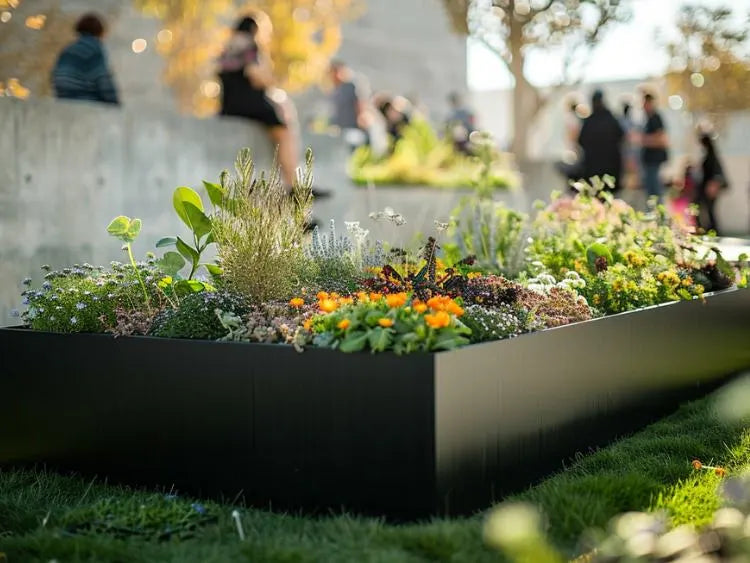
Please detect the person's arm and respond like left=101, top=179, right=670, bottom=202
left=642, top=114, right=667, bottom=149
left=245, top=53, right=275, bottom=89
left=92, top=49, right=120, bottom=105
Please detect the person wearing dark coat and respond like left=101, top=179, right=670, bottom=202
left=577, top=90, right=625, bottom=193
left=694, top=133, right=728, bottom=234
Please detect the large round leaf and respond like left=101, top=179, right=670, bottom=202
left=173, top=187, right=204, bottom=230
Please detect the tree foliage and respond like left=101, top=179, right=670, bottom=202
left=134, top=0, right=364, bottom=116
left=665, top=4, right=750, bottom=117
left=439, top=0, right=630, bottom=160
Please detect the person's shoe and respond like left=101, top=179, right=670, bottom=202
left=303, top=218, right=321, bottom=233
left=311, top=187, right=333, bottom=199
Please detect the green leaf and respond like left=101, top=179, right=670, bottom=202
left=204, top=263, right=223, bottom=276
left=174, top=279, right=207, bottom=296
left=175, top=236, right=199, bottom=266
left=339, top=331, right=369, bottom=353
left=183, top=202, right=213, bottom=239
left=204, top=231, right=216, bottom=246
left=173, top=187, right=204, bottom=229
left=203, top=180, right=225, bottom=208
left=107, top=216, right=131, bottom=238
left=368, top=327, right=394, bottom=353
left=125, top=218, right=142, bottom=242
left=158, top=251, right=186, bottom=277
left=155, top=237, right=177, bottom=248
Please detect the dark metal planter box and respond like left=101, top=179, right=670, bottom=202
left=2, top=288, right=750, bottom=519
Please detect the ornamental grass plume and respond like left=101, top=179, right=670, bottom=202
left=212, top=149, right=313, bottom=302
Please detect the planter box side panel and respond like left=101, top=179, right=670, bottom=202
left=434, top=289, right=750, bottom=514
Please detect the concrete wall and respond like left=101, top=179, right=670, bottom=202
left=0, top=97, right=273, bottom=324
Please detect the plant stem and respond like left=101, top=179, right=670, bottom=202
left=126, top=243, right=152, bottom=312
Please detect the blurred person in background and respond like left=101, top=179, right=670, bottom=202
left=52, top=13, right=119, bottom=105
left=577, top=89, right=624, bottom=193
left=620, top=101, right=640, bottom=189
left=445, top=91, right=476, bottom=154
left=328, top=60, right=368, bottom=152
left=554, top=96, right=584, bottom=188
left=694, top=132, right=728, bottom=234
left=373, top=93, right=412, bottom=146
left=640, top=92, right=669, bottom=203
left=218, top=15, right=299, bottom=189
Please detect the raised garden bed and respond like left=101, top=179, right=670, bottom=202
left=2, top=288, right=749, bottom=519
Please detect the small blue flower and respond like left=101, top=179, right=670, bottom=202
left=92, top=296, right=99, bottom=302
left=22, top=277, right=32, bottom=286
left=70, top=316, right=78, bottom=325
left=75, top=302, right=86, bottom=310
left=10, top=309, right=20, bottom=318
left=191, top=503, right=206, bottom=515
left=40, top=264, right=51, bottom=272
left=42, top=281, right=52, bottom=290
left=21, top=296, right=29, bottom=305
left=51, top=295, right=59, bottom=302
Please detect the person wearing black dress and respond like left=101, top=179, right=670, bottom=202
left=694, top=133, right=728, bottom=234
left=218, top=16, right=297, bottom=188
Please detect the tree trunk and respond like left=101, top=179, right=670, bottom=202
left=508, top=16, right=539, bottom=166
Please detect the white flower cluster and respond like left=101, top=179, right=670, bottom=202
left=368, top=207, right=406, bottom=226
left=527, top=271, right=586, bottom=294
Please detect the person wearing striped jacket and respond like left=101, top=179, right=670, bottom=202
left=52, top=13, right=119, bottom=105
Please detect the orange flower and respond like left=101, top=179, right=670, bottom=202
left=337, top=319, right=351, bottom=330
left=369, top=292, right=383, bottom=302
left=317, top=291, right=329, bottom=300
left=355, top=292, right=369, bottom=302
left=692, top=460, right=702, bottom=470
left=289, top=297, right=304, bottom=308
left=378, top=318, right=394, bottom=328
left=330, top=292, right=341, bottom=299
left=319, top=298, right=338, bottom=313
left=426, top=296, right=446, bottom=311
left=425, top=311, right=451, bottom=329
left=385, top=293, right=408, bottom=308
left=303, top=319, right=313, bottom=331
left=715, top=467, right=726, bottom=477
left=413, top=302, right=428, bottom=314
left=445, top=301, right=464, bottom=317
left=339, top=296, right=354, bottom=305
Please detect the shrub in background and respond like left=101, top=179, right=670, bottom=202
left=150, top=291, right=249, bottom=340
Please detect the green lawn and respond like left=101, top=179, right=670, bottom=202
left=1, top=382, right=748, bottom=563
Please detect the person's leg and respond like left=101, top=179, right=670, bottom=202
left=706, top=196, right=719, bottom=234
left=641, top=163, right=663, bottom=203
left=267, top=126, right=297, bottom=188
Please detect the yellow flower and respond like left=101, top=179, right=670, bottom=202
left=425, top=311, right=451, bottom=329
left=593, top=295, right=602, bottom=305
left=319, top=299, right=338, bottom=313
left=337, top=319, right=351, bottom=330
left=467, top=272, right=482, bottom=279
left=303, top=319, right=313, bottom=331
left=289, top=297, right=304, bottom=308
left=681, top=276, right=693, bottom=287
left=356, top=291, right=369, bottom=302
left=317, top=291, right=329, bottom=300
left=413, top=302, right=428, bottom=314
left=385, top=293, right=408, bottom=308
left=378, top=318, right=394, bottom=328
left=339, top=296, right=354, bottom=305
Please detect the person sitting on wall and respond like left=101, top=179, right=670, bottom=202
left=52, top=13, right=120, bottom=105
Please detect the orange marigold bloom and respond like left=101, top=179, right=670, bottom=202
left=426, top=296, right=447, bottom=311
left=413, top=302, right=428, bottom=314
left=369, top=292, right=383, bottom=302
left=378, top=318, right=394, bottom=328
left=303, top=319, right=313, bottom=331
left=355, top=292, right=369, bottom=302
left=319, top=298, right=338, bottom=313
left=445, top=301, right=464, bottom=317
left=330, top=292, right=341, bottom=299
left=317, top=291, right=329, bottom=300
left=715, top=467, right=726, bottom=477
left=337, top=319, right=351, bottom=330
left=692, top=460, right=702, bottom=470
left=425, top=311, right=451, bottom=329
left=339, top=297, right=354, bottom=305
left=289, top=297, right=304, bottom=308
left=385, top=293, right=408, bottom=308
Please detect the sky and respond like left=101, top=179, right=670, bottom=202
left=467, top=0, right=750, bottom=91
